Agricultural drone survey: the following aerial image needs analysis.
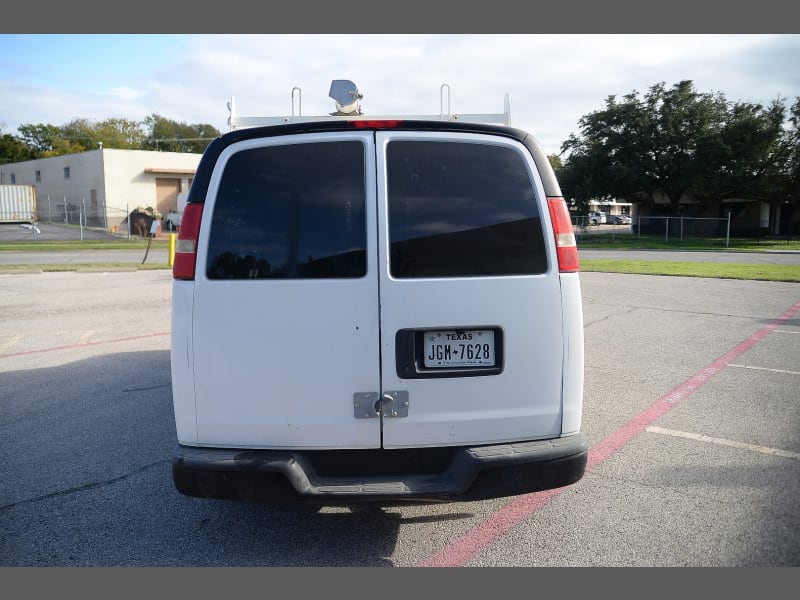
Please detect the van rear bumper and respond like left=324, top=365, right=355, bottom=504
left=171, top=434, right=588, bottom=504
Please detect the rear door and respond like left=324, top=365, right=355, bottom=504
left=189, top=128, right=565, bottom=451
left=375, top=132, right=565, bottom=448
left=191, top=132, right=382, bottom=449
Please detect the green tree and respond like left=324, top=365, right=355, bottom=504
left=547, top=153, right=562, bottom=173
left=561, top=80, right=737, bottom=214
left=559, top=80, right=798, bottom=218
left=142, top=114, right=219, bottom=153
left=59, top=118, right=96, bottom=150
left=0, top=132, right=36, bottom=165
left=759, top=98, right=800, bottom=233
left=553, top=142, right=614, bottom=215
left=18, top=120, right=92, bottom=155
left=5, top=113, right=219, bottom=162
left=693, top=97, right=788, bottom=205
left=780, top=98, right=800, bottom=204
left=17, top=123, right=63, bottom=154
left=93, top=118, right=147, bottom=149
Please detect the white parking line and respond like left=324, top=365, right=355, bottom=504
left=728, top=363, right=800, bottom=376
left=0, top=334, right=22, bottom=353
left=79, top=330, right=95, bottom=342
left=647, top=425, right=800, bottom=460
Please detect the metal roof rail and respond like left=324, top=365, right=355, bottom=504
left=227, top=83, right=512, bottom=131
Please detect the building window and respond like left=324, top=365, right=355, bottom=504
left=36, top=170, right=41, bottom=182
left=64, top=167, right=70, bottom=180
left=10, top=174, right=15, bottom=184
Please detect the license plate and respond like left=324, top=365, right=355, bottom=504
left=423, top=330, right=495, bottom=368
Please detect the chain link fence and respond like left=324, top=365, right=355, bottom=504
left=573, top=214, right=733, bottom=246
left=34, top=194, right=160, bottom=240
left=632, top=215, right=731, bottom=244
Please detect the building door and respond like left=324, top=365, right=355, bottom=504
left=155, top=177, right=181, bottom=218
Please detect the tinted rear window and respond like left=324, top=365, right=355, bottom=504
left=386, top=140, right=547, bottom=278
left=206, top=141, right=367, bottom=279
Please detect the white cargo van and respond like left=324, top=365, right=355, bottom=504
left=170, top=82, right=587, bottom=504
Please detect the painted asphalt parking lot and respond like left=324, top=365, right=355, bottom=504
left=1, top=268, right=798, bottom=567
left=0, top=222, right=121, bottom=242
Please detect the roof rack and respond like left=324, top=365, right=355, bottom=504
left=227, top=82, right=512, bottom=131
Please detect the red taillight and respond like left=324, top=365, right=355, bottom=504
left=172, top=203, right=204, bottom=280
left=547, top=197, right=580, bottom=273
left=349, top=120, right=404, bottom=129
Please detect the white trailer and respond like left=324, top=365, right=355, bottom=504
left=0, top=184, right=36, bottom=223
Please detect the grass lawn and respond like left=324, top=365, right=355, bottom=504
left=0, top=239, right=171, bottom=252
left=580, top=259, right=800, bottom=282
left=576, top=233, right=800, bottom=252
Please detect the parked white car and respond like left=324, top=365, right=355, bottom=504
left=588, top=211, right=607, bottom=225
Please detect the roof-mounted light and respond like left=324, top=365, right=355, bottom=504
left=329, top=79, right=363, bottom=115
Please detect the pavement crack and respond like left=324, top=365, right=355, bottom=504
left=0, top=459, right=170, bottom=513
left=584, top=306, right=638, bottom=327
left=123, top=382, right=172, bottom=393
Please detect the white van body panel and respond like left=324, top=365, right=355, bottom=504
left=170, top=279, right=198, bottom=444
left=559, top=272, right=584, bottom=435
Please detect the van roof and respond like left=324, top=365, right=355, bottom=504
left=226, top=82, right=512, bottom=129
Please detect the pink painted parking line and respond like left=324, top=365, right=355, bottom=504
left=0, top=331, right=170, bottom=359
left=417, top=299, right=800, bottom=567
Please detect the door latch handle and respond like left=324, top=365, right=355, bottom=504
left=377, top=391, right=409, bottom=418
left=353, top=391, right=409, bottom=419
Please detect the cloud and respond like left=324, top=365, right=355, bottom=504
left=102, top=87, right=144, bottom=101
left=2, top=34, right=798, bottom=156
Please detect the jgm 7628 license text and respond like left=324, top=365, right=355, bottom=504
left=423, top=330, right=496, bottom=368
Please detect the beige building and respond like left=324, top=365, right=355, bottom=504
left=0, top=148, right=200, bottom=229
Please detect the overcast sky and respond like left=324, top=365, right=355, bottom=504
left=1, top=34, right=799, bottom=156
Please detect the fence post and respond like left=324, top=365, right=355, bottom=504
left=126, top=204, right=130, bottom=240
left=665, top=217, right=669, bottom=243
left=680, top=216, right=684, bottom=241
left=727, top=211, right=731, bottom=248
left=64, top=197, right=68, bottom=225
